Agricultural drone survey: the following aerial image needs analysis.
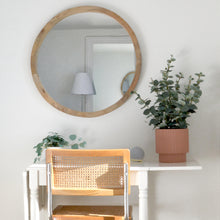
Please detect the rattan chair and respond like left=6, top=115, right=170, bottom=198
left=46, top=148, right=131, bottom=220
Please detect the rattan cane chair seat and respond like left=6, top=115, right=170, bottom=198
left=53, top=205, right=132, bottom=219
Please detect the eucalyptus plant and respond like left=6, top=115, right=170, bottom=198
left=132, top=55, right=205, bottom=129
left=33, top=132, right=87, bottom=163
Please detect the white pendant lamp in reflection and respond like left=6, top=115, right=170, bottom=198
left=71, top=72, right=96, bottom=112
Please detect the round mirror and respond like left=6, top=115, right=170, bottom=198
left=31, top=6, right=141, bottom=117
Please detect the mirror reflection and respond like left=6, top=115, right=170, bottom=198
left=121, top=71, right=135, bottom=95
left=37, top=12, right=135, bottom=112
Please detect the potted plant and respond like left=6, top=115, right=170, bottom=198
left=132, top=55, right=205, bottom=162
left=33, top=132, right=87, bottom=163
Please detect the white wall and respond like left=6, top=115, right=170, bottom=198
left=0, top=0, right=219, bottom=220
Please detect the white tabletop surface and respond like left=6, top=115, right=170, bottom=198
left=131, top=157, right=202, bottom=171
left=29, top=157, right=202, bottom=171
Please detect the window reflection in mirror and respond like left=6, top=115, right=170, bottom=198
left=86, top=39, right=135, bottom=112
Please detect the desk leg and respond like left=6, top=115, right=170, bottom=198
left=138, top=171, right=149, bottom=220
left=23, top=171, right=29, bottom=220
left=29, top=170, right=40, bottom=220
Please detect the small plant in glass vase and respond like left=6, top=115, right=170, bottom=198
left=33, top=132, right=86, bottom=163
left=132, top=55, right=205, bottom=162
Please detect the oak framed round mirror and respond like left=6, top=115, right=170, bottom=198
left=31, top=6, right=141, bottom=117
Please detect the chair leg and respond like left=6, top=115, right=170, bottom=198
left=124, top=163, right=129, bottom=220
left=47, top=164, right=52, bottom=220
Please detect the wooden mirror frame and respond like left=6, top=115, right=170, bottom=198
left=31, top=6, right=141, bottom=117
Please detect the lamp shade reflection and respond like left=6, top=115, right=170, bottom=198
left=71, top=72, right=96, bottom=95
left=71, top=72, right=96, bottom=112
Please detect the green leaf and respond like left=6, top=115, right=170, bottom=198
left=34, top=142, right=43, bottom=149
left=188, top=109, right=196, bottom=113
left=138, top=100, right=144, bottom=105
left=135, top=94, right=141, bottom=100
left=71, top=144, right=79, bottom=149
left=79, top=141, right=87, bottom=148
left=158, top=105, right=165, bottom=111
left=158, top=122, right=167, bottom=128
left=179, top=121, right=187, bottom=129
left=153, top=80, right=159, bottom=86
left=162, top=92, right=169, bottom=98
left=195, top=90, right=202, bottom=96
left=181, top=105, right=189, bottom=112
left=149, top=119, right=159, bottom=126
left=36, top=147, right=42, bottom=156
left=188, top=104, right=197, bottom=110
left=167, top=80, right=174, bottom=85
left=150, top=106, right=157, bottom=115
left=193, top=98, right=199, bottom=103
left=143, top=109, right=150, bottom=115
left=69, top=134, right=77, bottom=141
left=145, top=100, right=151, bottom=105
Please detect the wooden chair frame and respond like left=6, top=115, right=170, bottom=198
left=46, top=149, right=130, bottom=220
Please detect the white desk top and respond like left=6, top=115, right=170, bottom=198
left=29, top=158, right=202, bottom=172
left=130, top=159, right=202, bottom=171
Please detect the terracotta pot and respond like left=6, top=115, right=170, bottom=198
left=155, top=129, right=189, bottom=163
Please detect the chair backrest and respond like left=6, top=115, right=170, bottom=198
left=46, top=149, right=130, bottom=196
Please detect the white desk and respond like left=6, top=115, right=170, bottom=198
left=23, top=160, right=201, bottom=220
